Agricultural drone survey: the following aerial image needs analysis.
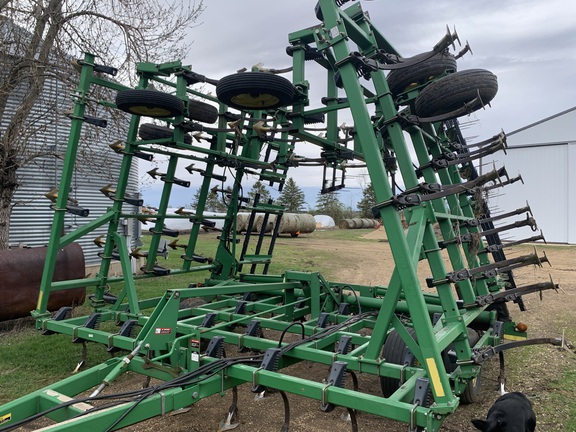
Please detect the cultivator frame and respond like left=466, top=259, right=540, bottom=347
left=0, top=1, right=560, bottom=431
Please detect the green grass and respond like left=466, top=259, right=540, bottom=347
left=306, top=228, right=380, bottom=242
left=479, top=320, right=576, bottom=431
left=0, top=230, right=349, bottom=403
left=502, top=345, right=576, bottom=430
left=0, top=327, right=111, bottom=401
left=549, top=369, right=576, bottom=430
left=127, top=229, right=377, bottom=287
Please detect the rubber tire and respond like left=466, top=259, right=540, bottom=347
left=414, top=69, right=498, bottom=119
left=179, top=297, right=207, bottom=310
left=138, top=123, right=192, bottom=144
left=460, top=370, right=482, bottom=404
left=116, top=89, right=184, bottom=118
left=314, top=1, right=324, bottom=21
left=188, top=99, right=218, bottom=123
left=380, top=328, right=420, bottom=398
left=443, top=328, right=481, bottom=405
left=216, top=72, right=295, bottom=110
left=386, top=53, right=457, bottom=97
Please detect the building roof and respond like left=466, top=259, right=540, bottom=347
left=508, top=105, right=576, bottom=137
left=505, top=105, right=576, bottom=148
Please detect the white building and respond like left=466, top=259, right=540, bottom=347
left=496, top=106, right=576, bottom=244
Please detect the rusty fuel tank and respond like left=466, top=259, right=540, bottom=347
left=0, top=243, right=86, bottom=321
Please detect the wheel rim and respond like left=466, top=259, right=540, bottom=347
left=230, top=92, right=281, bottom=109
left=128, top=105, right=174, bottom=117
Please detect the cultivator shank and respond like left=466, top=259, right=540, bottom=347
left=0, top=1, right=560, bottom=431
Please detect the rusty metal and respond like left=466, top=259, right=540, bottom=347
left=0, top=243, right=85, bottom=321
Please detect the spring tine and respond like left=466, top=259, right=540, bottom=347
left=483, top=174, right=523, bottom=192
left=539, top=250, right=551, bottom=266
left=433, top=25, right=455, bottom=53
left=479, top=214, right=538, bottom=237
left=451, top=26, right=461, bottom=47
left=479, top=231, right=546, bottom=254
left=455, top=40, right=472, bottom=59
left=479, top=203, right=532, bottom=224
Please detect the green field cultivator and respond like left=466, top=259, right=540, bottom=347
left=0, top=1, right=567, bottom=431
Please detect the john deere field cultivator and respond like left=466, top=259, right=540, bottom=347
left=0, top=1, right=564, bottom=430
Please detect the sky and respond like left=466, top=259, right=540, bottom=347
left=140, top=0, right=576, bottom=209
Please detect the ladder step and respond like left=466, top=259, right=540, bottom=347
left=246, top=203, right=284, bottom=214
left=259, top=170, right=286, bottom=182
left=240, top=254, right=272, bottom=264
left=245, top=168, right=286, bottom=183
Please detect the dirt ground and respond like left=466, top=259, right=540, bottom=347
left=8, top=229, right=573, bottom=431
left=122, top=228, right=575, bottom=432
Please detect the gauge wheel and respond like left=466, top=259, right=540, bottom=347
left=188, top=99, right=218, bottom=123
left=380, top=328, right=428, bottom=399
left=216, top=72, right=295, bottom=110
left=138, top=123, right=192, bottom=144
left=414, top=69, right=498, bottom=119
left=179, top=297, right=207, bottom=310
left=116, top=89, right=185, bottom=118
left=386, top=52, right=457, bottom=97
left=443, top=328, right=482, bottom=404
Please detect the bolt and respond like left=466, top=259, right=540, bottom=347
left=174, top=292, right=180, bottom=298
left=192, top=392, right=198, bottom=399
left=144, top=343, right=150, bottom=349
left=436, top=414, right=442, bottom=420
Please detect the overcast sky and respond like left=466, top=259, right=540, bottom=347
left=142, top=0, right=576, bottom=208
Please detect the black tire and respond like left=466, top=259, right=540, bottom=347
left=386, top=53, right=457, bottom=97
left=380, top=328, right=421, bottom=398
left=188, top=99, right=218, bottom=123
left=138, top=123, right=192, bottom=144
left=460, top=371, right=482, bottom=404
left=179, top=297, right=207, bottom=310
left=314, top=1, right=324, bottom=21
left=116, top=89, right=184, bottom=118
left=414, top=69, right=498, bottom=119
left=443, top=328, right=481, bottom=405
left=216, top=72, right=295, bottom=110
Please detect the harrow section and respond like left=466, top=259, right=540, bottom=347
left=0, top=1, right=562, bottom=431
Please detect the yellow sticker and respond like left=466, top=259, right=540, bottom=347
left=0, top=413, right=11, bottom=425
left=504, top=334, right=527, bottom=341
left=425, top=357, right=445, bottom=398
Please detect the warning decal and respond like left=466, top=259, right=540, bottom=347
left=0, top=413, right=11, bottom=425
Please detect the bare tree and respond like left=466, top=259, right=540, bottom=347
left=0, top=0, right=205, bottom=249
